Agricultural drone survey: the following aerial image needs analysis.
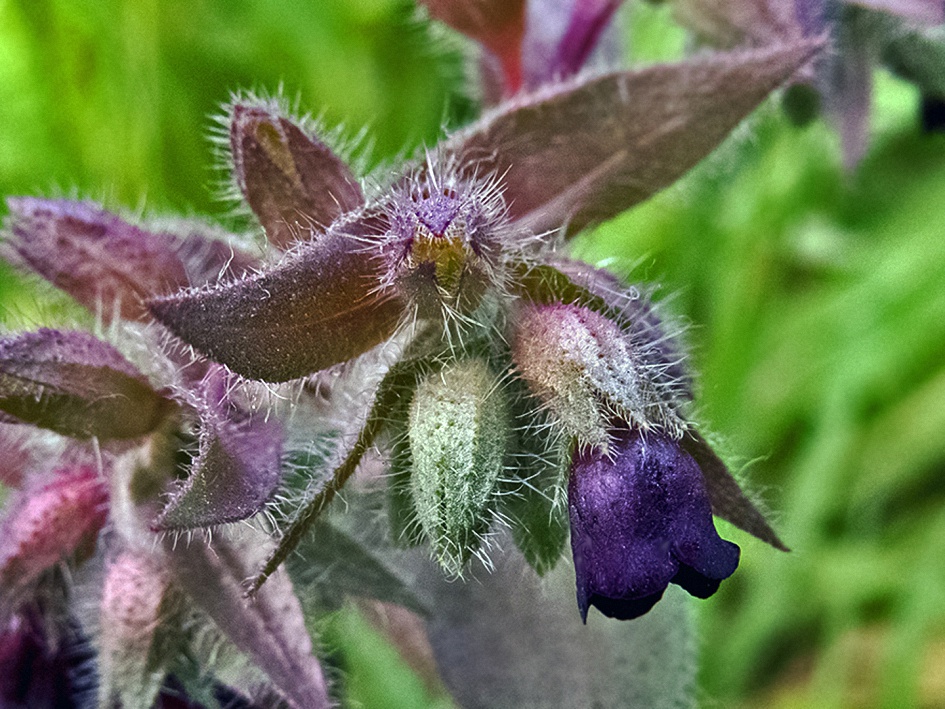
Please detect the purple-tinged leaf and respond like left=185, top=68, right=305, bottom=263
left=98, top=551, right=177, bottom=709
left=155, top=369, right=283, bottom=530
left=446, top=39, right=824, bottom=237
left=4, top=198, right=190, bottom=322
left=0, top=465, right=108, bottom=594
left=681, top=430, right=788, bottom=551
left=166, top=530, right=331, bottom=709
left=419, top=0, right=528, bottom=94
left=0, top=329, right=174, bottom=440
left=550, top=0, right=625, bottom=80
left=672, top=0, right=805, bottom=49
left=173, top=225, right=261, bottom=286
left=849, top=0, right=944, bottom=23
left=149, top=224, right=405, bottom=382
left=230, top=103, right=364, bottom=250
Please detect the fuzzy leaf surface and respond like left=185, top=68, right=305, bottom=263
left=0, top=329, right=172, bottom=440
left=155, top=380, right=283, bottom=530
left=150, top=224, right=404, bottom=382
left=4, top=198, right=190, bottom=322
left=446, top=40, right=824, bottom=236
left=166, top=530, right=330, bottom=709
left=230, top=104, right=364, bottom=249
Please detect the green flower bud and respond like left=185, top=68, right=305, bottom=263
left=409, top=358, right=509, bottom=576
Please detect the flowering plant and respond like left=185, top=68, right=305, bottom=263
left=0, top=0, right=893, bottom=706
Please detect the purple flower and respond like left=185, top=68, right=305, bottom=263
left=568, top=426, right=740, bottom=621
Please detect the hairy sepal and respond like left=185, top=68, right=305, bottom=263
left=149, top=222, right=405, bottom=383
left=409, top=357, right=510, bottom=576
left=229, top=101, right=364, bottom=249
left=154, top=367, right=284, bottom=530
left=0, top=329, right=174, bottom=440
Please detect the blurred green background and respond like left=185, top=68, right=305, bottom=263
left=2, top=1, right=944, bottom=707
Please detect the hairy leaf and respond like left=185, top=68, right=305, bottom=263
left=230, top=103, right=364, bottom=249
left=0, top=329, right=173, bottom=440
left=150, top=224, right=405, bottom=383
left=447, top=39, right=824, bottom=236
left=4, top=198, right=191, bottom=322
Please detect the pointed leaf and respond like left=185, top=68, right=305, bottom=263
left=166, top=530, right=330, bottom=709
left=446, top=40, right=824, bottom=236
left=0, top=329, right=173, bottom=440
left=149, top=223, right=405, bottom=383
left=155, top=370, right=283, bottom=530
left=4, top=198, right=190, bottom=322
left=0, top=465, right=108, bottom=593
left=231, top=103, right=364, bottom=249
left=681, top=430, right=788, bottom=551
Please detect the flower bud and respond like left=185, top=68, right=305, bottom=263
left=409, top=358, right=510, bottom=575
left=568, top=426, right=739, bottom=621
left=0, top=465, right=108, bottom=594
left=98, top=551, right=178, bottom=709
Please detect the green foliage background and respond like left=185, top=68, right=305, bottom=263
left=1, top=1, right=944, bottom=707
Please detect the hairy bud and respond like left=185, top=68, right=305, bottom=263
left=409, top=358, right=510, bottom=575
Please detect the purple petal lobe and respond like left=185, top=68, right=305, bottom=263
left=149, top=226, right=405, bottom=382
left=681, top=431, right=788, bottom=551
left=568, top=427, right=739, bottom=621
left=4, top=198, right=190, bottom=322
left=155, top=369, right=283, bottom=529
left=230, top=103, right=364, bottom=249
left=447, top=39, right=824, bottom=237
left=0, top=329, right=173, bottom=440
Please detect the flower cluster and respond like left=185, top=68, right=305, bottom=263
left=0, top=0, right=837, bottom=705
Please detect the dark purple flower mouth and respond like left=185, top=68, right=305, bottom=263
left=568, top=426, right=740, bottom=621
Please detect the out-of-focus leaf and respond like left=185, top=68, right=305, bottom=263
left=230, top=102, right=364, bottom=250
left=0, top=329, right=173, bottom=440
left=420, top=0, right=527, bottom=93
left=4, top=198, right=190, bottom=322
left=150, top=221, right=405, bottom=383
left=670, top=0, right=804, bottom=49
left=850, top=0, right=945, bottom=23
left=411, top=536, right=696, bottom=709
left=446, top=39, right=824, bottom=236
left=286, top=517, right=428, bottom=615
left=166, top=529, right=330, bottom=709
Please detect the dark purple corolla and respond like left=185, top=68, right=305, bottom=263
left=569, top=426, right=740, bottom=621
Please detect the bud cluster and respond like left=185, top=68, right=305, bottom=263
left=0, top=0, right=837, bottom=705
